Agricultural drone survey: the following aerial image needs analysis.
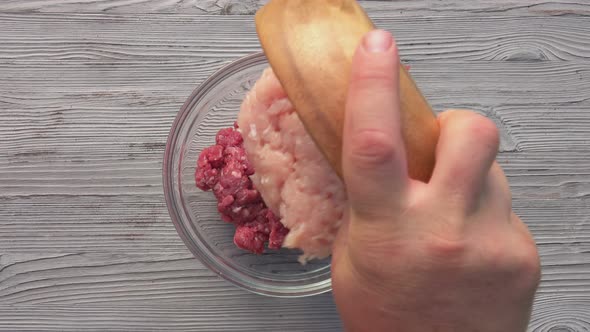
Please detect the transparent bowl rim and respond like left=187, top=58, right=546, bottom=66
left=162, top=52, right=332, bottom=298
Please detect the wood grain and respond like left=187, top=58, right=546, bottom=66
left=0, top=0, right=589, bottom=16
left=0, top=305, right=341, bottom=332
left=0, top=253, right=341, bottom=330
left=1, top=3, right=589, bottom=331
left=1, top=14, right=589, bottom=62
left=0, top=248, right=588, bottom=306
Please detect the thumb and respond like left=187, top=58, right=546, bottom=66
left=343, top=29, right=409, bottom=219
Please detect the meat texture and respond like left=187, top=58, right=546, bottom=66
left=195, top=123, right=289, bottom=254
left=238, top=68, right=347, bottom=263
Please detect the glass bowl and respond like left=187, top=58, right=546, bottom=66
left=163, top=52, right=332, bottom=297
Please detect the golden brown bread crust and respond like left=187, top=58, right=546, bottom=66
left=256, top=0, right=439, bottom=182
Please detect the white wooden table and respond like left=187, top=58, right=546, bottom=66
left=1, top=1, right=589, bottom=330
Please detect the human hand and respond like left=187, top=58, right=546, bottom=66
left=331, top=29, right=541, bottom=332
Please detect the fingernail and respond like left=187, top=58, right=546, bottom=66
left=362, top=30, right=393, bottom=53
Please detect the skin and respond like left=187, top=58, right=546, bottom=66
left=331, top=30, right=541, bottom=332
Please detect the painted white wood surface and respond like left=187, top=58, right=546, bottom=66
left=1, top=1, right=589, bottom=331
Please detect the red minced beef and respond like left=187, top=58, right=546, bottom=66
left=195, top=123, right=289, bottom=254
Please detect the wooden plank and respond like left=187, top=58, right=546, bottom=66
left=0, top=305, right=341, bottom=332
left=0, top=0, right=588, bottom=16
left=0, top=252, right=341, bottom=330
left=0, top=251, right=587, bottom=330
left=0, top=299, right=587, bottom=331
left=0, top=249, right=587, bottom=306
left=528, top=295, right=590, bottom=331
left=0, top=252, right=334, bottom=305
left=1, top=13, right=589, bottom=62
left=0, top=196, right=186, bottom=252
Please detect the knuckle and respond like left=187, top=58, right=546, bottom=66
left=348, top=129, right=399, bottom=170
left=424, top=236, right=467, bottom=262
left=353, top=71, right=396, bottom=90
left=510, top=243, right=542, bottom=290
left=349, top=70, right=396, bottom=99
left=411, top=220, right=468, bottom=264
left=483, top=237, right=541, bottom=292
left=443, top=110, right=501, bottom=153
left=351, top=58, right=396, bottom=85
left=468, top=115, right=500, bottom=151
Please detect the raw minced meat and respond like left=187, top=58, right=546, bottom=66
left=237, top=68, right=347, bottom=264
left=195, top=123, right=289, bottom=254
left=196, top=68, right=348, bottom=263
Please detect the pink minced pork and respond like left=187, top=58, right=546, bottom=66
left=195, top=123, right=289, bottom=254
left=237, top=68, right=347, bottom=263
